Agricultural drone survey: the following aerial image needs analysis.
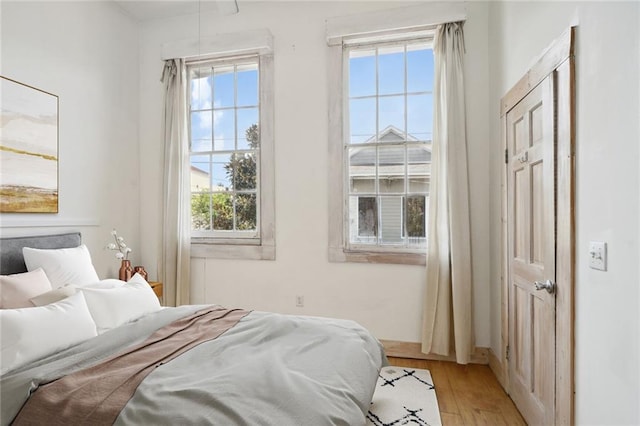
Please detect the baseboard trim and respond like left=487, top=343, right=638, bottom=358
left=380, top=340, right=489, bottom=365
left=488, top=347, right=507, bottom=390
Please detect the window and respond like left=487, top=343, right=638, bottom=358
left=189, top=57, right=259, bottom=237
left=328, top=31, right=434, bottom=265
left=188, top=52, right=275, bottom=260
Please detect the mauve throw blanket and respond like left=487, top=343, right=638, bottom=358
left=12, top=307, right=249, bottom=425
left=1, top=305, right=385, bottom=426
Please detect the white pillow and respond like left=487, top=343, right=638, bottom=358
left=30, top=279, right=127, bottom=307
left=29, top=286, right=77, bottom=307
left=0, top=292, right=97, bottom=375
left=0, top=268, right=53, bottom=309
left=79, top=275, right=161, bottom=333
left=77, top=279, right=126, bottom=290
left=127, top=273, right=150, bottom=286
left=23, top=245, right=100, bottom=289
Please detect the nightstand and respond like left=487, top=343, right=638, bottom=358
left=148, top=281, right=163, bottom=301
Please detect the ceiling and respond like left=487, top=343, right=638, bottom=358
left=113, top=0, right=239, bottom=22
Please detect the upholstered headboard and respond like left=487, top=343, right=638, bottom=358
left=0, top=232, right=81, bottom=275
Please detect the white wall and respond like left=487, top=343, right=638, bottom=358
left=6, top=2, right=636, bottom=421
left=0, top=1, right=140, bottom=278
left=138, top=1, right=492, bottom=345
left=488, top=2, right=640, bottom=424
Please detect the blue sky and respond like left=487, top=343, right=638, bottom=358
left=349, top=45, right=433, bottom=144
left=189, top=64, right=258, bottom=188
left=188, top=46, right=433, bottom=188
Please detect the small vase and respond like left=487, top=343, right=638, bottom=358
left=133, top=266, right=148, bottom=282
left=119, top=259, right=134, bottom=281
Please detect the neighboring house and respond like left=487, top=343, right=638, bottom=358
left=348, top=125, right=431, bottom=245
left=190, top=165, right=209, bottom=192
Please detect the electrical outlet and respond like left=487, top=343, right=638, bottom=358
left=295, top=295, right=304, bottom=307
left=588, top=241, right=607, bottom=271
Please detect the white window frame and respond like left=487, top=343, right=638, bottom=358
left=188, top=55, right=261, bottom=240
left=328, top=28, right=435, bottom=266
left=185, top=42, right=275, bottom=260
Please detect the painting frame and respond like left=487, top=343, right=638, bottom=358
left=0, top=76, right=59, bottom=213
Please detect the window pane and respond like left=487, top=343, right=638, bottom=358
left=191, top=138, right=212, bottom=153
left=236, top=193, right=257, bottom=231
left=231, top=152, right=257, bottom=191
left=191, top=192, right=212, bottom=230
left=237, top=63, right=258, bottom=107
left=379, top=196, right=403, bottom=244
left=212, top=154, right=232, bottom=190
left=190, top=67, right=212, bottom=110
left=237, top=108, right=259, bottom=150
left=191, top=155, right=211, bottom=192
left=187, top=57, right=264, bottom=241
left=349, top=49, right=376, bottom=98
left=349, top=196, right=377, bottom=245
left=212, top=192, right=233, bottom=230
left=407, top=45, right=433, bottom=93
left=342, top=40, right=433, bottom=252
left=408, top=145, right=430, bottom=193
left=378, top=95, right=405, bottom=138
left=407, top=94, right=432, bottom=141
left=213, top=66, right=234, bottom=108
left=406, top=196, right=426, bottom=245
left=358, top=197, right=377, bottom=240
left=378, top=146, right=405, bottom=194
left=350, top=97, right=376, bottom=143
left=213, top=109, right=235, bottom=151
left=378, top=46, right=404, bottom=96
left=191, top=111, right=212, bottom=147
left=349, top=147, right=376, bottom=193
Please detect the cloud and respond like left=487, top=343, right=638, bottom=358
left=214, top=137, right=225, bottom=151
left=191, top=76, right=212, bottom=110
left=191, top=76, right=227, bottom=146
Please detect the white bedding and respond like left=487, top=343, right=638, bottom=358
left=1, top=305, right=386, bottom=425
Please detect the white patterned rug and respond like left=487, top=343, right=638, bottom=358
left=366, top=366, right=442, bottom=426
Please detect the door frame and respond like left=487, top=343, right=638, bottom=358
left=500, top=27, right=575, bottom=425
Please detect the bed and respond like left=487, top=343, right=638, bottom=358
left=0, top=233, right=386, bottom=425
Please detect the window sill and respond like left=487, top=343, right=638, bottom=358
left=328, top=247, right=426, bottom=266
left=191, top=242, right=275, bottom=260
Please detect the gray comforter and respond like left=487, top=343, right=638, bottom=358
left=1, top=305, right=386, bottom=425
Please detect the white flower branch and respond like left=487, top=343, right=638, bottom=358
left=106, top=229, right=132, bottom=260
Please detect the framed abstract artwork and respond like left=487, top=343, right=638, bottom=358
left=0, top=76, right=59, bottom=213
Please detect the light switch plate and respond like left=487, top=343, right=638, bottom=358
left=588, top=241, right=607, bottom=271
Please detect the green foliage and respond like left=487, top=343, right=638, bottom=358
left=406, top=196, right=426, bottom=237
left=212, top=193, right=233, bottom=230
left=245, top=124, right=259, bottom=149
left=225, top=123, right=259, bottom=191
left=191, top=191, right=211, bottom=230
left=235, top=193, right=257, bottom=230
left=227, top=153, right=257, bottom=191
left=191, top=192, right=234, bottom=230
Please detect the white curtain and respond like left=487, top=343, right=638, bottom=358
left=421, top=22, right=474, bottom=364
left=160, top=59, right=191, bottom=306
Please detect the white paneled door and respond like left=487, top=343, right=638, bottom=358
left=506, top=75, right=556, bottom=426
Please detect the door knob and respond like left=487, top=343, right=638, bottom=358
left=534, top=279, right=556, bottom=294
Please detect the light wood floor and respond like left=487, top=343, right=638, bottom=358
left=387, top=357, right=526, bottom=426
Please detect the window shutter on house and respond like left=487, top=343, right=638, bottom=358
left=380, top=196, right=403, bottom=243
